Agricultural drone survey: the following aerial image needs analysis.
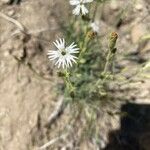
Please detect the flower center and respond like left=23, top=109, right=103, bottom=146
left=61, top=49, right=66, bottom=56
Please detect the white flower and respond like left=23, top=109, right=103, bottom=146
left=47, top=38, right=79, bottom=68
left=70, top=0, right=94, bottom=16
left=90, top=21, right=100, bottom=33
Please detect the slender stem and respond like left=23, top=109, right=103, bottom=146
left=103, top=50, right=112, bottom=73
left=79, top=34, right=89, bottom=60
left=96, top=49, right=116, bottom=87
left=64, top=69, right=74, bottom=92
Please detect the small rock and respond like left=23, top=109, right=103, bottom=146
left=135, top=3, right=143, bottom=11
left=7, top=10, right=15, bottom=16
left=110, top=1, right=119, bottom=11
left=3, top=50, right=10, bottom=57
left=125, top=34, right=130, bottom=40
left=99, top=138, right=107, bottom=149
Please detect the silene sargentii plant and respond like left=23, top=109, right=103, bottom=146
left=48, top=1, right=118, bottom=98
left=47, top=0, right=149, bottom=138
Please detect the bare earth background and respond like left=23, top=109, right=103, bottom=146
left=0, top=0, right=150, bottom=150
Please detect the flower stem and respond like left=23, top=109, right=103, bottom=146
left=103, top=50, right=112, bottom=74
left=63, top=69, right=75, bottom=98
left=103, top=32, right=118, bottom=74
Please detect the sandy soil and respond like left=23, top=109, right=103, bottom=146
left=0, top=0, right=150, bottom=150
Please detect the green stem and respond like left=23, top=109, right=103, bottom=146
left=103, top=50, right=112, bottom=74
left=64, top=69, right=74, bottom=92
left=79, top=35, right=89, bottom=59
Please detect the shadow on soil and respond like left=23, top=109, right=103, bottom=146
left=103, top=103, right=150, bottom=150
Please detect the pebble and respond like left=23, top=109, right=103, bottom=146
left=3, top=51, right=10, bottom=57
left=135, top=3, right=143, bottom=11
left=110, top=1, right=119, bottom=11
left=7, top=10, right=15, bottom=16
left=125, top=34, right=130, bottom=40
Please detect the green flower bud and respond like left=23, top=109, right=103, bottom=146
left=109, top=32, right=118, bottom=51
left=87, top=31, right=97, bottom=39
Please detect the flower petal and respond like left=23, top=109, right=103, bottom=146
left=66, top=42, right=79, bottom=54
left=73, top=5, right=81, bottom=15
left=53, top=38, right=65, bottom=50
left=81, top=5, right=88, bottom=15
left=70, top=0, right=80, bottom=5
left=82, top=0, right=94, bottom=3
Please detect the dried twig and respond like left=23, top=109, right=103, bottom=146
left=0, top=11, right=53, bottom=44
left=45, top=96, right=65, bottom=127
left=38, top=133, right=67, bottom=150
left=0, top=11, right=27, bottom=33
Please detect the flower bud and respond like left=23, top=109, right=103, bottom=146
left=87, top=31, right=97, bottom=39
left=109, top=32, right=118, bottom=50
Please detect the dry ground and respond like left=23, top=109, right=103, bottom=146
left=0, top=0, right=150, bottom=150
